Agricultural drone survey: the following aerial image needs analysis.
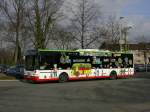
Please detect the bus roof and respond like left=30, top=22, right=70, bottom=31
left=38, top=49, right=133, bottom=54
left=38, top=49, right=76, bottom=52
left=38, top=49, right=111, bottom=52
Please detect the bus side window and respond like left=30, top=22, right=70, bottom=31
left=92, top=57, right=102, bottom=68
left=102, top=57, right=110, bottom=68
left=40, top=62, right=47, bottom=70
left=111, top=58, right=117, bottom=68
left=129, top=59, right=133, bottom=67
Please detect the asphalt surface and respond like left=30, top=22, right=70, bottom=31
left=0, top=72, right=150, bottom=112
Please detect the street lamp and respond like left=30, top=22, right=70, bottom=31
left=119, top=17, right=133, bottom=52
left=119, top=17, right=124, bottom=52
left=123, top=26, right=132, bottom=52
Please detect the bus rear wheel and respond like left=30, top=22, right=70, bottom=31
left=59, top=73, right=69, bottom=83
left=110, top=71, right=117, bottom=80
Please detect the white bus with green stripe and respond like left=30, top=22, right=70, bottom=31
left=24, top=49, right=134, bottom=83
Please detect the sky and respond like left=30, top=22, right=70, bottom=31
left=96, top=0, right=150, bottom=42
left=64, top=0, right=150, bottom=43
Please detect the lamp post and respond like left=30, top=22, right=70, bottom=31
left=119, top=17, right=133, bottom=52
left=119, top=17, right=124, bottom=52
left=123, top=26, right=132, bottom=52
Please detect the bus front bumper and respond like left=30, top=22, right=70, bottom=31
left=24, top=75, right=39, bottom=82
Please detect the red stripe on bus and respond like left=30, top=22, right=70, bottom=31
left=69, top=76, right=110, bottom=80
left=24, top=76, right=59, bottom=82
left=24, top=73, right=134, bottom=82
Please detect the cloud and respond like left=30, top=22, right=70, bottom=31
left=101, top=0, right=150, bottom=42
left=129, top=15, right=150, bottom=42
left=95, top=0, right=150, bottom=42
left=63, top=0, right=150, bottom=42
left=93, top=0, right=141, bottom=16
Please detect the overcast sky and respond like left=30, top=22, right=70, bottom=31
left=99, top=0, right=150, bottom=42
left=64, top=0, right=150, bottom=43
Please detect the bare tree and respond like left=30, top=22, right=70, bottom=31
left=26, top=0, right=63, bottom=49
left=51, top=26, right=74, bottom=49
left=68, top=0, right=102, bottom=49
left=90, top=25, right=109, bottom=48
left=106, top=16, right=120, bottom=44
left=0, top=0, right=28, bottom=64
left=0, top=48, right=14, bottom=64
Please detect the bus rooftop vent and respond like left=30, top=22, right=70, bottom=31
left=76, top=49, right=100, bottom=52
left=76, top=49, right=110, bottom=52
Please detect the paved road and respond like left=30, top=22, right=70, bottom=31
left=0, top=74, right=150, bottom=112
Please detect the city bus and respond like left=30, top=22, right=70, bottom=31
left=24, top=49, right=134, bottom=83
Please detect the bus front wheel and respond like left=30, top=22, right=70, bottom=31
left=59, top=72, right=69, bottom=83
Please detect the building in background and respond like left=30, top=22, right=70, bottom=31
left=100, top=43, right=150, bottom=65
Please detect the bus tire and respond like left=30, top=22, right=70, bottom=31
left=110, top=71, right=117, bottom=80
left=59, top=72, right=69, bottom=83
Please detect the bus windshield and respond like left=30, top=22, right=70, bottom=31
left=25, top=55, right=39, bottom=71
